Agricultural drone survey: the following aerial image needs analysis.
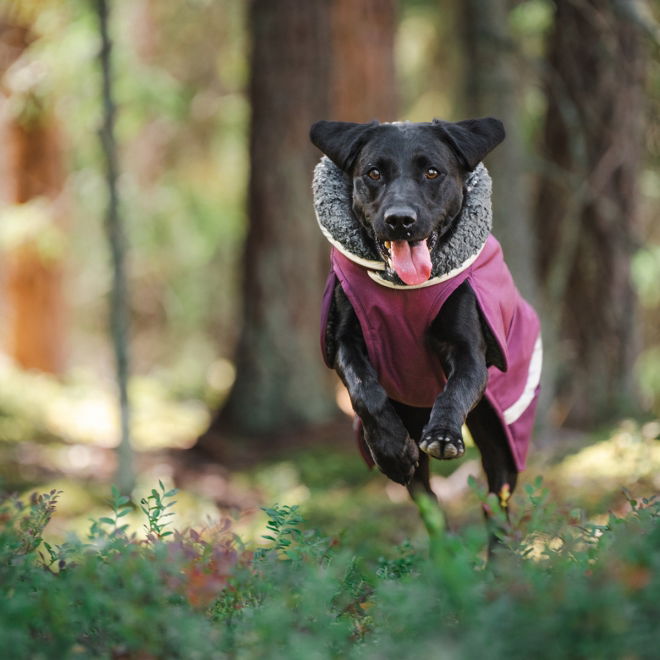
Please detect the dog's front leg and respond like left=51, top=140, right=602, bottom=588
left=421, top=282, right=489, bottom=460
left=332, top=286, right=418, bottom=485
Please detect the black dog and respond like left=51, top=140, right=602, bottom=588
left=310, top=118, right=542, bottom=528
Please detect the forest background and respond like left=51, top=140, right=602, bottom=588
left=0, top=0, right=659, bottom=544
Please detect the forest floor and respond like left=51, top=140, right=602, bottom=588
left=1, top=360, right=658, bottom=556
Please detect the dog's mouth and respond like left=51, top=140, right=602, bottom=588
left=376, top=233, right=438, bottom=285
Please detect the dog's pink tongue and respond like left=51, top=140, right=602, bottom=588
left=390, top=240, right=432, bottom=285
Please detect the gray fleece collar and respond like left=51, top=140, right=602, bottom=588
left=312, top=156, right=493, bottom=288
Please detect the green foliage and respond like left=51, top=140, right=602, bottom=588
left=1, top=489, right=62, bottom=557
left=0, top=485, right=237, bottom=658
left=1, top=482, right=658, bottom=659
left=139, top=479, right=178, bottom=539
left=258, top=504, right=306, bottom=558
left=376, top=539, right=420, bottom=580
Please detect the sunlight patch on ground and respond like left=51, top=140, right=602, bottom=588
left=249, top=461, right=311, bottom=507
left=552, top=420, right=660, bottom=494
left=431, top=459, right=482, bottom=503
left=0, top=357, right=209, bottom=450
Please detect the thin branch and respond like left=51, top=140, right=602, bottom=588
left=95, top=0, right=134, bottom=494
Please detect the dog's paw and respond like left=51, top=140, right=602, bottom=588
left=419, top=427, right=465, bottom=460
left=366, top=428, right=419, bottom=486
left=378, top=434, right=419, bottom=485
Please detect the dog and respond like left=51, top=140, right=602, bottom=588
left=310, top=118, right=542, bottom=534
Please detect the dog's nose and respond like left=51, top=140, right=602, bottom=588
left=384, top=207, right=417, bottom=231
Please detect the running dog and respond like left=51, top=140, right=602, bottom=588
left=310, top=118, right=542, bottom=526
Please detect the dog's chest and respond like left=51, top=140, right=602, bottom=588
left=323, top=248, right=470, bottom=408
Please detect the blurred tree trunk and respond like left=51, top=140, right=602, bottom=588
left=220, top=0, right=333, bottom=435
left=329, top=0, right=398, bottom=122
left=0, top=19, right=66, bottom=373
left=535, top=0, right=647, bottom=427
left=458, top=0, right=551, bottom=432
left=200, top=0, right=397, bottom=446
left=459, top=0, right=536, bottom=305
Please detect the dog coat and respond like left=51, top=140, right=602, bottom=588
left=314, top=158, right=541, bottom=471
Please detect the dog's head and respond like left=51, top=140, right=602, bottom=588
left=310, top=118, right=504, bottom=285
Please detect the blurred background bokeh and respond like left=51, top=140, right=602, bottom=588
left=0, top=0, right=658, bottom=548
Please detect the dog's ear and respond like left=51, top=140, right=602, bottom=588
left=432, top=117, right=505, bottom=171
left=310, top=120, right=379, bottom=173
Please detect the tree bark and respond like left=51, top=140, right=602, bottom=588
left=535, top=0, right=646, bottom=427
left=216, top=0, right=335, bottom=435
left=329, top=0, right=398, bottom=122
left=201, top=0, right=398, bottom=444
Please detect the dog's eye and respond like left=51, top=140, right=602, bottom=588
left=425, top=168, right=440, bottom=180
left=367, top=168, right=382, bottom=181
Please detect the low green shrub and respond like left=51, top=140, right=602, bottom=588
left=0, top=480, right=657, bottom=659
left=0, top=483, right=230, bottom=658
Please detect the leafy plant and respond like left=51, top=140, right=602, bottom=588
left=0, top=482, right=658, bottom=659
left=259, top=503, right=305, bottom=557
left=139, top=479, right=178, bottom=538
left=88, top=484, right=132, bottom=542
left=4, top=488, right=61, bottom=555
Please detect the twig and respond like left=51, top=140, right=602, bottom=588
left=95, top=0, right=134, bottom=494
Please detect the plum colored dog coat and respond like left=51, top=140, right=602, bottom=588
left=314, top=158, right=542, bottom=471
